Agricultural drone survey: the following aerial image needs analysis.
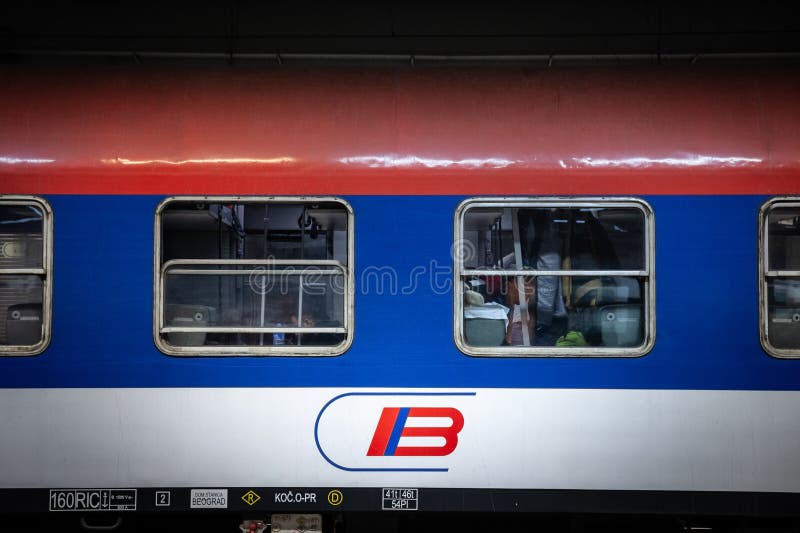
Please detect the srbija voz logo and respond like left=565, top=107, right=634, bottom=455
left=367, top=407, right=464, bottom=457
left=315, top=392, right=475, bottom=472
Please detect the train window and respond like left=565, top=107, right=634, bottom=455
left=454, top=198, right=655, bottom=357
left=760, top=198, right=800, bottom=357
left=0, top=196, right=53, bottom=356
left=154, top=197, right=353, bottom=356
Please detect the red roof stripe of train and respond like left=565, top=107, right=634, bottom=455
left=1, top=66, right=798, bottom=195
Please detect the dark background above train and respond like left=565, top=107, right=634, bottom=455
left=2, top=1, right=800, bottom=66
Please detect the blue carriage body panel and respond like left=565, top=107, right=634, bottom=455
left=0, top=194, right=792, bottom=391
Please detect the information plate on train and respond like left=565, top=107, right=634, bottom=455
left=381, top=488, right=418, bottom=510
left=49, top=489, right=137, bottom=511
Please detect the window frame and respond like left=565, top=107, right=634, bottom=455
left=453, top=196, right=656, bottom=357
left=153, top=196, right=354, bottom=357
left=759, top=196, right=800, bottom=358
left=0, top=195, right=53, bottom=356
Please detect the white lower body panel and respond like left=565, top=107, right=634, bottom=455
left=0, top=387, right=797, bottom=493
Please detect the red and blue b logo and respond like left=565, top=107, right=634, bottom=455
left=367, top=407, right=465, bottom=457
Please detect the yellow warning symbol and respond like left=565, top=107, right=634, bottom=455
left=241, top=490, right=261, bottom=506
left=327, top=490, right=343, bottom=506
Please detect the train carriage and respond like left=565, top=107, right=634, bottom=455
left=1, top=63, right=800, bottom=531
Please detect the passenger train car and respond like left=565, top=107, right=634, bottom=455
left=1, top=63, right=800, bottom=530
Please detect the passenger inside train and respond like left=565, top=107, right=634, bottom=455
left=504, top=276, right=537, bottom=346
left=460, top=201, right=648, bottom=352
